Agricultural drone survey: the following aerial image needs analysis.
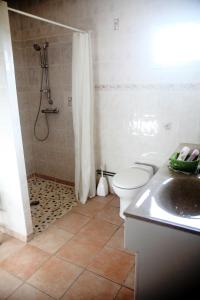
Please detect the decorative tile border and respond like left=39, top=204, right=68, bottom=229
left=28, top=173, right=74, bottom=186
left=95, top=83, right=200, bottom=91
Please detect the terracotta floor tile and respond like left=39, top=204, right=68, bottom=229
left=72, top=197, right=109, bottom=217
left=93, top=194, right=116, bottom=205
left=96, top=205, right=123, bottom=225
left=28, top=256, right=83, bottom=299
left=124, top=266, right=135, bottom=290
left=107, top=227, right=124, bottom=250
left=87, top=247, right=134, bottom=284
left=29, top=225, right=73, bottom=254
left=57, top=238, right=102, bottom=267
left=8, top=283, right=53, bottom=300
left=0, top=245, right=49, bottom=280
left=0, top=234, right=25, bottom=263
left=115, top=287, right=134, bottom=300
left=61, top=270, right=120, bottom=300
left=109, top=196, right=120, bottom=208
left=75, top=218, right=118, bottom=247
left=106, top=227, right=134, bottom=255
left=54, top=212, right=91, bottom=234
left=0, top=268, right=22, bottom=299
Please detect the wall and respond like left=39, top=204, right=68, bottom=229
left=9, top=0, right=200, bottom=180
left=0, top=1, right=32, bottom=240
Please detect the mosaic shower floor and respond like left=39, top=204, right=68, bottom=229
left=28, top=177, right=77, bottom=234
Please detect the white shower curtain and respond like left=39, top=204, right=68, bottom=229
left=72, top=32, right=96, bottom=204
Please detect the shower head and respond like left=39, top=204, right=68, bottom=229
left=43, top=42, right=49, bottom=49
left=33, top=43, right=41, bottom=51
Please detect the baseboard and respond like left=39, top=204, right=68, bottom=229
left=0, top=225, right=34, bottom=242
left=28, top=173, right=75, bottom=186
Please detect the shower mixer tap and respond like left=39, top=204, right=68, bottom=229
left=41, top=108, right=59, bottom=114
left=40, top=89, right=49, bottom=92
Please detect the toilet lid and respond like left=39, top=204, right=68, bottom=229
left=113, top=167, right=151, bottom=189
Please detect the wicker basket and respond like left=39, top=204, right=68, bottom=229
left=169, top=152, right=200, bottom=173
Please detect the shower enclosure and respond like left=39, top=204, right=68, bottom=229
left=6, top=5, right=78, bottom=234
left=8, top=10, right=78, bottom=233
left=0, top=0, right=95, bottom=237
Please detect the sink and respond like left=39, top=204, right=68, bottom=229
left=155, top=177, right=200, bottom=218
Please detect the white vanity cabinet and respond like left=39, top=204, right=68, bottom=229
left=125, top=216, right=200, bottom=300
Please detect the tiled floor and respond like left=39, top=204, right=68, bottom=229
left=0, top=194, right=135, bottom=300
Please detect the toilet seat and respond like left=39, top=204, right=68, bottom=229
left=113, top=166, right=153, bottom=190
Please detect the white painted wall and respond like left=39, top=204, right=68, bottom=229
left=0, top=1, right=32, bottom=239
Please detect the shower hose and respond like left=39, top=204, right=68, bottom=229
left=34, top=47, right=50, bottom=142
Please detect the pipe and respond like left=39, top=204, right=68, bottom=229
left=96, top=170, right=116, bottom=177
left=8, top=7, right=86, bottom=34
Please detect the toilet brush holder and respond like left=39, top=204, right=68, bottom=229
left=97, top=170, right=108, bottom=197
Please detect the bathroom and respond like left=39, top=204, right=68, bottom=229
left=0, top=0, right=200, bottom=299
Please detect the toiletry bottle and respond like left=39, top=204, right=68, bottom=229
left=186, top=149, right=199, bottom=161
left=177, top=146, right=190, bottom=161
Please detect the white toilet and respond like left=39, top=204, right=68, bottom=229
left=112, top=164, right=154, bottom=219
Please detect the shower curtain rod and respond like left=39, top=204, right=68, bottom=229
left=7, top=7, right=86, bottom=34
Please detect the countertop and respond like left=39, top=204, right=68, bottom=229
left=124, top=143, right=200, bottom=234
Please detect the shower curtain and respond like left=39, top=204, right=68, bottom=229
left=72, top=32, right=96, bottom=204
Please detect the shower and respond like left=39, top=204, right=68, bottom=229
left=33, top=41, right=59, bottom=142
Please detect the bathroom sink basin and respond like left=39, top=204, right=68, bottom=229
left=155, top=177, right=200, bottom=218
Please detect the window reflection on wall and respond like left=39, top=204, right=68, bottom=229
left=128, top=114, right=158, bottom=136
left=152, top=22, right=200, bottom=67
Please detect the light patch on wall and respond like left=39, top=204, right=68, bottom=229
left=152, top=22, right=200, bottom=66
left=128, top=114, right=158, bottom=136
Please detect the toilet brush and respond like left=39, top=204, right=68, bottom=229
left=97, top=169, right=108, bottom=197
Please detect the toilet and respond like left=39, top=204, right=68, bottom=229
left=112, top=164, right=154, bottom=219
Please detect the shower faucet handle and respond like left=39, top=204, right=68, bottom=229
left=41, top=108, right=59, bottom=114
left=40, top=88, right=50, bottom=93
